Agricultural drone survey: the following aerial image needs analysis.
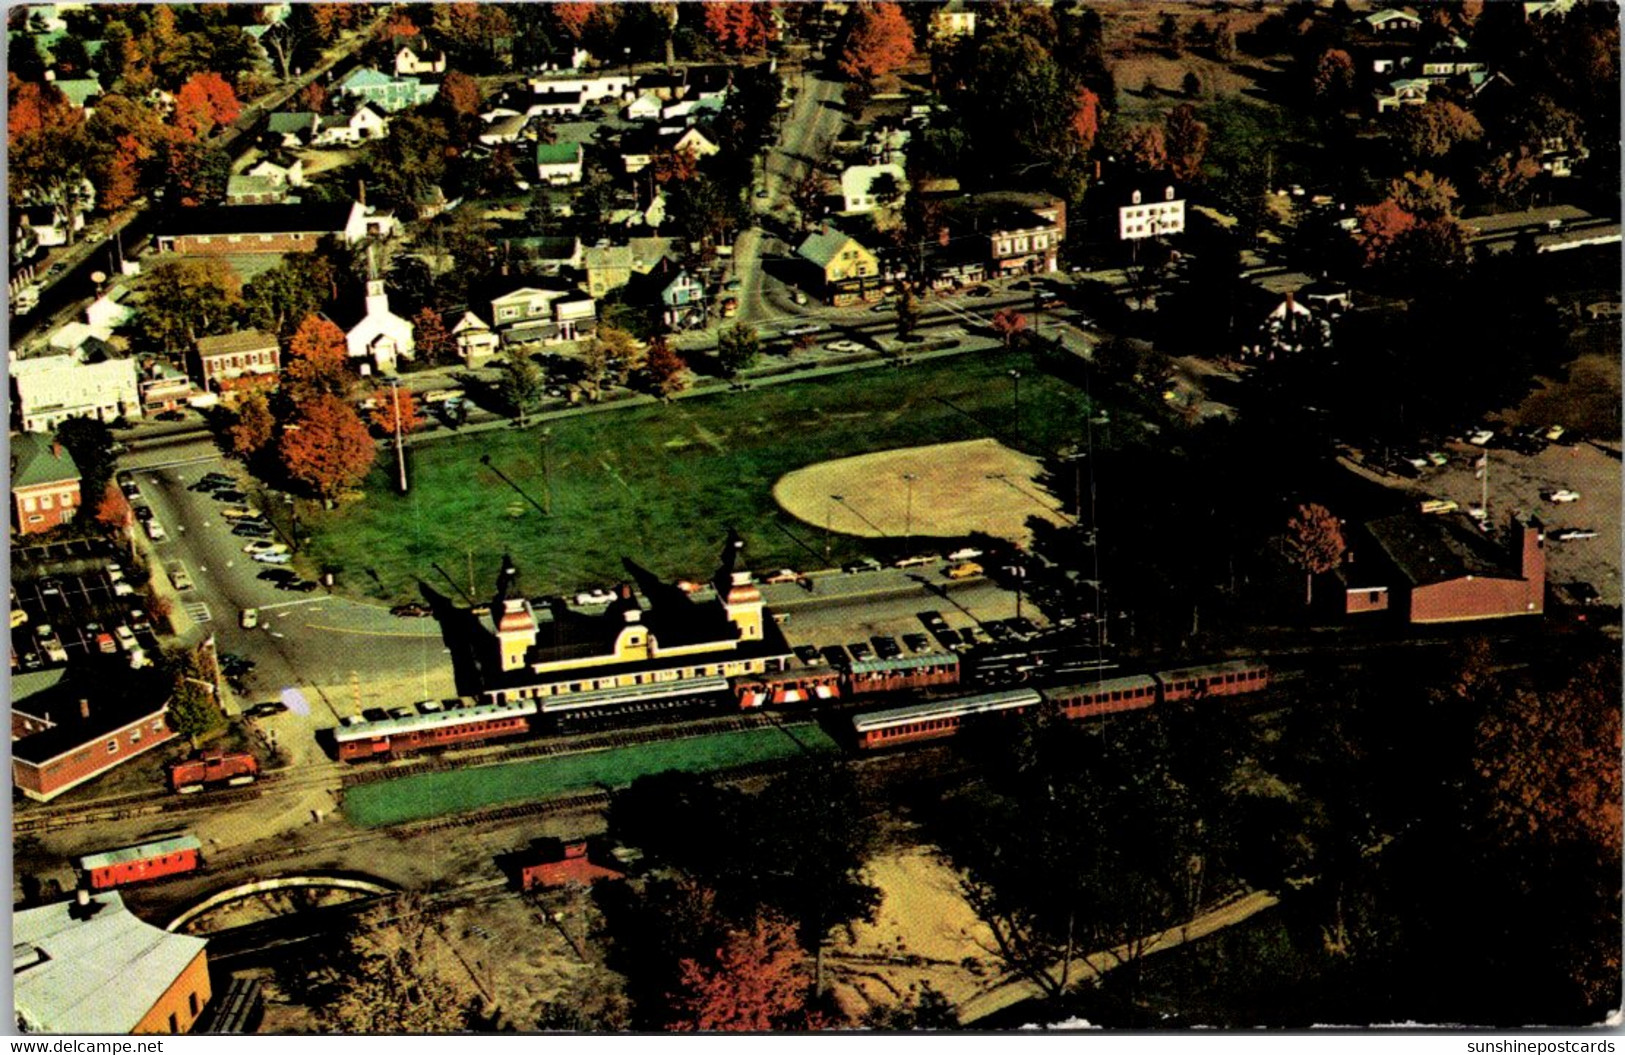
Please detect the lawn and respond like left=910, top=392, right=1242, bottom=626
left=303, top=347, right=1100, bottom=602
left=342, top=723, right=839, bottom=828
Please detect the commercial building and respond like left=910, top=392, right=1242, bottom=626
left=1346, top=512, right=1545, bottom=623
left=14, top=891, right=211, bottom=1034
left=194, top=329, right=280, bottom=400
left=154, top=201, right=376, bottom=255
left=12, top=692, right=178, bottom=802
left=11, top=351, right=142, bottom=433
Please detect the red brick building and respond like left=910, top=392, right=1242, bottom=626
left=155, top=202, right=368, bottom=255
left=1350, top=512, right=1545, bottom=624
left=11, top=433, right=80, bottom=535
left=194, top=329, right=280, bottom=401
left=12, top=694, right=177, bottom=802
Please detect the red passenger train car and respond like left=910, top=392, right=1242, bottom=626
left=333, top=699, right=536, bottom=761
left=78, top=833, right=203, bottom=890
left=845, top=652, right=961, bottom=696
left=1045, top=674, right=1161, bottom=721
left=1155, top=661, right=1271, bottom=703
left=850, top=689, right=1043, bottom=750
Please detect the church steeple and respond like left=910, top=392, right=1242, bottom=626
left=365, top=244, right=389, bottom=314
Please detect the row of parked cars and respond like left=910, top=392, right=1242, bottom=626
left=11, top=563, right=158, bottom=673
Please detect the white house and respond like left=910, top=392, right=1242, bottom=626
left=313, top=103, right=389, bottom=146
left=343, top=261, right=415, bottom=373
left=479, top=113, right=530, bottom=146
left=246, top=153, right=306, bottom=187
left=12, top=352, right=142, bottom=432
left=1366, top=8, right=1422, bottom=32
left=532, top=89, right=586, bottom=117
left=395, top=44, right=447, bottom=76
left=527, top=73, right=632, bottom=103
left=535, top=141, right=584, bottom=185
left=840, top=162, right=907, bottom=214
left=489, top=286, right=596, bottom=343
left=1118, top=185, right=1186, bottom=241
left=625, top=92, right=664, bottom=121
left=450, top=310, right=500, bottom=366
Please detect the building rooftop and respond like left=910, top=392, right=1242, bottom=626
left=1364, top=512, right=1524, bottom=588
left=14, top=891, right=209, bottom=1034
left=797, top=227, right=863, bottom=267
left=535, top=140, right=583, bottom=164
left=196, top=329, right=278, bottom=358
left=12, top=689, right=170, bottom=766
left=158, top=202, right=357, bottom=238
left=12, top=432, right=80, bottom=488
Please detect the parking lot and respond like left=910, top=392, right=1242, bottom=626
left=11, top=541, right=163, bottom=673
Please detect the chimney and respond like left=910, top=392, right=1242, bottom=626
left=52, top=442, right=62, bottom=459
left=79, top=699, right=90, bottom=720
left=1285, top=290, right=1296, bottom=312
left=618, top=583, right=633, bottom=600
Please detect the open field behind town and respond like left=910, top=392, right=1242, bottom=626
left=342, top=724, right=838, bottom=828
left=303, top=350, right=1098, bottom=602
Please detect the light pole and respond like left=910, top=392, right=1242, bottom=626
left=541, top=426, right=553, bottom=516
left=1008, top=369, right=1022, bottom=446
left=389, top=379, right=407, bottom=494
left=902, top=473, right=917, bottom=556
left=826, top=494, right=842, bottom=563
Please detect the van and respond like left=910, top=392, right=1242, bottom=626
left=946, top=562, right=983, bottom=580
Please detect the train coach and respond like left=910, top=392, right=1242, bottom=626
left=731, top=652, right=961, bottom=708
left=733, top=669, right=843, bottom=709
left=851, top=689, right=1043, bottom=750
left=851, top=660, right=1272, bottom=750
left=334, top=698, right=536, bottom=761
left=78, top=833, right=203, bottom=890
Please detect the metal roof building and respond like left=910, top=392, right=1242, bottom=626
left=14, top=891, right=211, bottom=1034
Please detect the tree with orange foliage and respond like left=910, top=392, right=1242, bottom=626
left=368, top=385, right=425, bottom=435
left=1283, top=502, right=1344, bottom=606
left=1071, top=86, right=1102, bottom=156
left=838, top=2, right=915, bottom=84
left=230, top=392, right=277, bottom=456
left=667, top=913, right=811, bottom=1032
left=100, top=134, right=153, bottom=211
left=1354, top=198, right=1418, bottom=264
left=300, top=81, right=327, bottom=114
left=991, top=309, right=1028, bottom=347
left=1163, top=104, right=1209, bottom=183
left=8, top=77, right=90, bottom=210
left=642, top=336, right=688, bottom=399
left=279, top=394, right=376, bottom=503
left=95, top=483, right=133, bottom=534
left=172, top=71, right=242, bottom=141
left=311, top=2, right=358, bottom=41
left=285, top=314, right=355, bottom=402
left=437, top=70, right=482, bottom=117
left=554, top=1, right=600, bottom=40
left=411, top=308, right=452, bottom=365
left=705, top=1, right=780, bottom=53
left=1119, top=123, right=1168, bottom=176
left=378, top=9, right=420, bottom=41
left=650, top=146, right=699, bottom=185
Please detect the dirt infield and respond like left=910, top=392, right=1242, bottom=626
left=772, top=439, right=1069, bottom=547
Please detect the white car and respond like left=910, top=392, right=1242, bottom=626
left=114, top=625, right=136, bottom=650
left=762, top=569, right=801, bottom=584
left=127, top=647, right=151, bottom=669
left=145, top=520, right=167, bottom=541
left=575, top=588, right=618, bottom=606
left=1468, top=429, right=1495, bottom=446
left=1545, top=489, right=1581, bottom=503
left=219, top=505, right=263, bottom=520
left=825, top=339, right=867, bottom=353
left=784, top=324, right=825, bottom=337
left=252, top=551, right=293, bottom=565
left=242, top=540, right=289, bottom=556
left=947, top=547, right=985, bottom=561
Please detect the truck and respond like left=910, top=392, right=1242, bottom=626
left=168, top=750, right=260, bottom=794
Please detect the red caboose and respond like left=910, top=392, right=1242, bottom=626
left=519, top=840, right=625, bottom=892
left=169, top=750, right=260, bottom=793
left=78, top=833, right=203, bottom=890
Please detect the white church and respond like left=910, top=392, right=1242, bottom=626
left=344, top=251, right=415, bottom=373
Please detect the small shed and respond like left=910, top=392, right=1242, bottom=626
left=519, top=839, right=624, bottom=892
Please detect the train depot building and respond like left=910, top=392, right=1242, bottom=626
left=478, top=535, right=795, bottom=706
left=11, top=688, right=177, bottom=802
left=13, top=891, right=212, bottom=1034
left=1342, top=512, right=1546, bottom=623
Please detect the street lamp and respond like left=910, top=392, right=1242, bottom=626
left=901, top=473, right=917, bottom=556
left=1008, top=369, right=1022, bottom=445
left=388, top=379, right=407, bottom=494
left=826, top=494, right=842, bottom=563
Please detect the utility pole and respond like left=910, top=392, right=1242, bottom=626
left=542, top=427, right=553, bottom=516
left=1008, top=369, right=1022, bottom=446
left=390, top=380, right=407, bottom=493
left=902, top=473, right=917, bottom=556
left=826, top=494, right=842, bottom=564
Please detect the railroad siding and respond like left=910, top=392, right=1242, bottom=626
left=342, top=724, right=838, bottom=828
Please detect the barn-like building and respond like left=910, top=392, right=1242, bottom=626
left=1344, top=512, right=1545, bottom=623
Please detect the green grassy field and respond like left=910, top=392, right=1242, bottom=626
left=304, top=347, right=1097, bottom=602
left=342, top=724, right=839, bottom=828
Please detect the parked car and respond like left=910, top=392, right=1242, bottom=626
left=233, top=523, right=274, bottom=538
left=145, top=520, right=167, bottom=541
left=903, top=633, right=932, bottom=653
left=1552, top=528, right=1599, bottom=541
left=167, top=562, right=193, bottom=590
left=258, top=568, right=298, bottom=582
left=575, top=588, right=618, bottom=606
left=128, top=609, right=151, bottom=633
left=247, top=701, right=289, bottom=718
left=242, top=540, right=288, bottom=555
left=825, top=339, right=866, bottom=354
left=847, top=641, right=874, bottom=661
left=219, top=506, right=262, bottom=520
left=842, top=558, right=882, bottom=574
left=946, top=561, right=984, bottom=580
left=277, top=578, right=319, bottom=591
left=793, top=645, right=823, bottom=666
left=96, top=632, right=117, bottom=654
left=390, top=602, right=434, bottom=618
left=1545, top=489, right=1581, bottom=503
left=252, top=551, right=294, bottom=565
left=947, top=547, right=984, bottom=561
left=114, top=625, right=136, bottom=650
left=966, top=286, right=993, bottom=298
left=127, top=648, right=151, bottom=669
left=213, top=490, right=248, bottom=504
left=762, top=568, right=802, bottom=584
left=1467, top=429, right=1496, bottom=446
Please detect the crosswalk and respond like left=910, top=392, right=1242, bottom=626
left=184, top=602, right=212, bottom=624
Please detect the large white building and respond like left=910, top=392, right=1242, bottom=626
left=1118, top=185, right=1186, bottom=242
left=343, top=257, right=415, bottom=373
left=840, top=162, right=908, bottom=215
left=11, top=352, right=142, bottom=432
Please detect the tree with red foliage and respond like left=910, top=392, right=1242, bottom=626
left=1284, top=502, right=1344, bottom=605
left=279, top=394, right=376, bottom=503
left=311, top=3, right=358, bottom=41
left=643, top=336, right=688, bottom=399
left=651, top=146, right=699, bottom=185
left=838, top=2, right=915, bottom=85
left=705, top=1, right=780, bottom=52
left=1071, top=86, right=1102, bottom=156
left=368, top=385, right=425, bottom=435
left=1354, top=198, right=1418, bottom=264
left=172, top=72, right=242, bottom=141
left=411, top=308, right=452, bottom=365
left=667, top=913, right=811, bottom=1032
left=95, top=483, right=133, bottom=534
left=101, top=134, right=153, bottom=211
left=8, top=76, right=82, bottom=140
left=300, top=81, right=327, bottom=114
left=554, top=1, right=600, bottom=40
left=437, top=70, right=482, bottom=117
left=378, top=10, right=420, bottom=40
left=1120, top=123, right=1168, bottom=176
left=991, top=309, right=1028, bottom=347
left=1311, top=48, right=1356, bottom=111
left=1163, top=104, right=1209, bottom=183
left=230, top=392, right=276, bottom=456
left=285, top=314, right=355, bottom=402
left=8, top=76, right=90, bottom=210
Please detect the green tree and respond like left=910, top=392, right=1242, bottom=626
left=167, top=645, right=226, bottom=743
left=716, top=322, right=759, bottom=376
left=318, top=896, right=475, bottom=1033
left=229, top=392, right=276, bottom=456
left=496, top=345, right=543, bottom=424
left=136, top=259, right=243, bottom=354
left=54, top=417, right=117, bottom=500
